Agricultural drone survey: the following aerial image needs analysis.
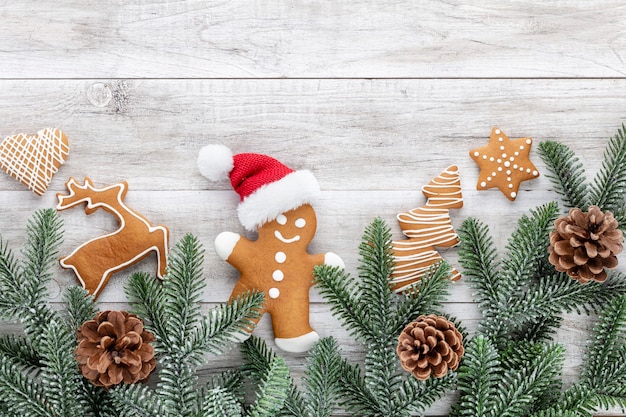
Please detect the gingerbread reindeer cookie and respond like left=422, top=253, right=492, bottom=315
left=198, top=145, right=344, bottom=352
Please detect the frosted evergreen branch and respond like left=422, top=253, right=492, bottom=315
left=125, top=271, right=169, bottom=351
left=205, top=369, right=245, bottom=405
left=0, top=335, right=41, bottom=371
left=300, top=337, right=342, bottom=417
left=157, top=364, right=198, bottom=417
left=392, top=261, right=452, bottom=336
left=38, top=319, right=83, bottom=416
left=109, top=384, right=167, bottom=417
left=397, top=372, right=456, bottom=415
left=162, top=233, right=205, bottom=350
left=537, top=140, right=589, bottom=210
left=314, top=264, right=377, bottom=342
left=199, top=387, right=242, bottom=417
left=62, top=286, right=97, bottom=336
left=335, top=359, right=380, bottom=417
left=0, top=238, right=23, bottom=318
left=246, top=354, right=290, bottom=417
left=457, top=217, right=502, bottom=313
left=0, top=355, right=52, bottom=417
left=589, top=124, right=626, bottom=212
left=581, top=294, right=626, bottom=390
left=363, top=343, right=402, bottom=415
left=188, top=291, right=264, bottom=361
left=452, top=336, right=500, bottom=417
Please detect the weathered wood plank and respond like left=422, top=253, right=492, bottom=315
left=1, top=1, right=625, bottom=78
left=0, top=78, right=622, bottom=193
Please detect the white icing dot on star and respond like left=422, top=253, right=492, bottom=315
left=490, top=157, right=495, bottom=161
left=480, top=181, right=487, bottom=187
left=272, top=270, right=284, bottom=281
left=495, top=129, right=501, bottom=134
left=509, top=184, right=513, bottom=188
left=502, top=153, right=507, bottom=158
left=515, top=151, right=519, bottom=156
left=474, top=151, right=479, bottom=157
left=507, top=177, right=511, bottom=182
left=500, top=146, right=505, bottom=151
left=483, top=155, right=487, bottom=159
left=526, top=139, right=532, bottom=144
left=499, top=137, right=503, bottom=142
left=487, top=177, right=492, bottom=181
left=504, top=161, right=511, bottom=167
left=275, top=252, right=287, bottom=263
left=268, top=288, right=280, bottom=299
left=506, top=170, right=512, bottom=175
left=519, top=167, right=524, bottom=171
left=513, top=164, right=518, bottom=169
left=498, top=167, right=503, bottom=171
left=533, top=170, right=538, bottom=176
left=520, top=145, right=525, bottom=150
left=511, top=192, right=517, bottom=198
left=497, top=159, right=502, bottom=163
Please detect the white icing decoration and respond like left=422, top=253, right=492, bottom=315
left=275, top=331, right=320, bottom=353
left=275, top=251, right=287, bottom=263
left=511, top=192, right=517, bottom=198
left=268, top=288, right=280, bottom=299
left=295, top=218, right=306, bottom=228
left=274, top=230, right=300, bottom=244
left=480, top=181, right=487, bottom=187
left=276, top=214, right=287, bottom=225
left=272, top=270, right=284, bottom=281
left=0, top=128, right=70, bottom=196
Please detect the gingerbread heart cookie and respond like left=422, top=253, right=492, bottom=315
left=0, top=128, right=69, bottom=196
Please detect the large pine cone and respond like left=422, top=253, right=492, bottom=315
left=75, top=310, right=156, bottom=388
left=397, top=314, right=464, bottom=380
left=549, top=206, right=623, bottom=284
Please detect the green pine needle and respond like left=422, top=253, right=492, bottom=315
left=246, top=354, right=290, bottom=417
left=588, top=124, right=626, bottom=212
left=109, top=384, right=167, bottom=417
left=537, top=140, right=589, bottom=210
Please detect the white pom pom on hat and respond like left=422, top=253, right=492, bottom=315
left=197, top=144, right=234, bottom=181
left=197, top=144, right=320, bottom=231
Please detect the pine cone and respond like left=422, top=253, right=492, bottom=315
left=548, top=206, right=623, bottom=284
left=75, top=310, right=156, bottom=388
left=397, top=314, right=464, bottom=380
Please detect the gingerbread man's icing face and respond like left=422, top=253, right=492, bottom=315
left=258, top=204, right=317, bottom=248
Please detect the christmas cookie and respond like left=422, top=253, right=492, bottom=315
left=469, top=127, right=539, bottom=201
left=0, top=128, right=69, bottom=196
left=198, top=145, right=344, bottom=352
left=391, top=165, right=463, bottom=293
left=56, top=177, right=169, bottom=299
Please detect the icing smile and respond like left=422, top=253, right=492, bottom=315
left=274, top=230, right=301, bottom=244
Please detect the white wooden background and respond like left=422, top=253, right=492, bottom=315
left=1, top=1, right=625, bottom=415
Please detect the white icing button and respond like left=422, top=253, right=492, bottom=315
left=272, top=270, right=284, bottom=281
left=495, top=129, right=501, bottom=134
left=511, top=192, right=517, bottom=198
left=482, top=155, right=487, bottom=159
left=295, top=218, right=306, bottom=228
left=487, top=176, right=492, bottom=181
left=504, top=161, right=511, bottom=167
left=489, top=157, right=495, bottom=162
left=500, top=145, right=505, bottom=150
left=509, top=184, right=513, bottom=188
left=480, top=181, right=487, bottom=187
left=276, top=214, right=287, bottom=225
left=275, top=252, right=287, bottom=263
left=474, top=151, right=480, bottom=157
left=533, top=170, right=539, bottom=176
left=498, top=137, right=503, bottom=142
left=526, top=139, right=532, bottom=144
left=268, top=288, right=280, bottom=299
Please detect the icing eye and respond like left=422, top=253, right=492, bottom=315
left=276, top=214, right=287, bottom=225
left=295, top=218, right=306, bottom=228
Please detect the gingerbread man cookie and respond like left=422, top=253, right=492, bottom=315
left=198, top=145, right=344, bottom=352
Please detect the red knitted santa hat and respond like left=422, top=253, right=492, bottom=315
left=197, top=144, right=320, bottom=231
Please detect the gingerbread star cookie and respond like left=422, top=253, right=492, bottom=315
left=0, top=128, right=69, bottom=196
left=469, top=127, right=539, bottom=201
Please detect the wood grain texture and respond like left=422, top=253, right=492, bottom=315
left=1, top=1, right=625, bottom=78
left=1, top=1, right=625, bottom=415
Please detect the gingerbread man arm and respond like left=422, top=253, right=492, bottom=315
left=324, top=252, right=345, bottom=268
left=214, top=231, right=256, bottom=269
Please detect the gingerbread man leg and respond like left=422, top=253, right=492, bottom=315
left=266, top=291, right=319, bottom=353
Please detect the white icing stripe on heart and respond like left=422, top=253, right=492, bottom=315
left=0, top=128, right=69, bottom=195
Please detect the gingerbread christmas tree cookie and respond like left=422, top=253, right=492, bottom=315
left=198, top=145, right=344, bottom=352
left=391, top=165, right=463, bottom=293
left=470, top=127, right=540, bottom=201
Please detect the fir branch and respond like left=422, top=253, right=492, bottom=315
left=588, top=124, right=626, bottom=213
left=392, top=261, right=452, bottom=336
left=397, top=372, right=457, bottom=415
left=314, top=264, right=376, bottom=342
left=157, top=364, right=198, bottom=417
left=0, top=238, right=24, bottom=319
left=109, top=384, right=168, bottom=417
left=184, top=291, right=263, bottom=362
left=38, top=319, right=83, bottom=416
left=162, top=233, right=205, bottom=350
left=452, top=335, right=501, bottom=417
left=581, top=294, right=626, bottom=391
left=125, top=271, right=169, bottom=350
left=205, top=369, right=245, bottom=405
left=0, top=355, right=52, bottom=417
left=457, top=217, right=502, bottom=313
left=0, top=334, right=41, bottom=371
left=246, top=354, right=290, bottom=417
left=199, top=387, right=243, bottom=417
left=335, top=358, right=380, bottom=417
left=537, top=140, right=589, bottom=210
left=300, top=337, right=341, bottom=417
left=62, top=286, right=97, bottom=335
left=363, top=342, right=402, bottom=416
